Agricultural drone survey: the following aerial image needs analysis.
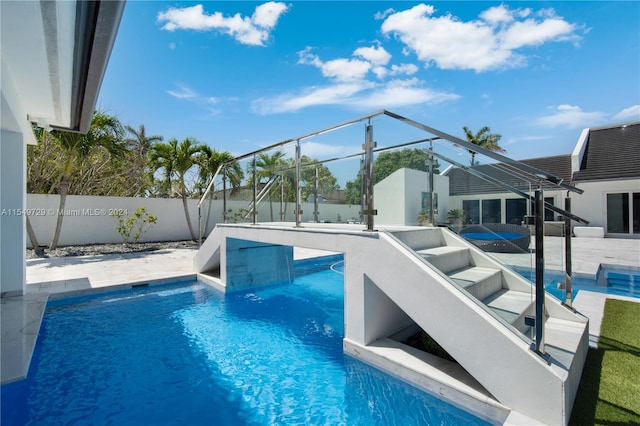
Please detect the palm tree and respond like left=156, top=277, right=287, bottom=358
left=197, top=146, right=243, bottom=197
left=48, top=111, right=125, bottom=249
left=254, top=151, right=287, bottom=220
left=149, top=137, right=207, bottom=241
left=462, top=126, right=505, bottom=166
left=124, top=124, right=163, bottom=155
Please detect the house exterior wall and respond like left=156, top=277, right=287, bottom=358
left=1, top=57, right=29, bottom=295
left=1, top=130, right=27, bottom=295
left=449, top=190, right=565, bottom=224
left=375, top=168, right=449, bottom=226
left=571, top=179, right=639, bottom=236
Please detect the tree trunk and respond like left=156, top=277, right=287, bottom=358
left=181, top=185, right=196, bottom=242
left=50, top=173, right=70, bottom=249
left=26, top=216, right=44, bottom=257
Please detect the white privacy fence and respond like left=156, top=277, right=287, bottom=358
left=26, top=194, right=360, bottom=248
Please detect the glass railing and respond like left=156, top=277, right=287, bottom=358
left=197, top=110, right=588, bottom=354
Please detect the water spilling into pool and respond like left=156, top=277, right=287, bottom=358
left=2, top=258, right=488, bottom=425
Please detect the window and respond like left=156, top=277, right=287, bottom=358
left=506, top=198, right=527, bottom=225
left=462, top=200, right=479, bottom=225
left=606, top=192, right=639, bottom=234
left=544, top=197, right=555, bottom=221
left=634, top=193, right=640, bottom=234
left=607, top=193, right=629, bottom=233
left=482, top=199, right=501, bottom=224
left=421, top=192, right=438, bottom=215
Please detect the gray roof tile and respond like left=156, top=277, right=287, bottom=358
left=572, top=122, right=640, bottom=181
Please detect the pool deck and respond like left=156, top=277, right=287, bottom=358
left=3, top=235, right=639, bottom=396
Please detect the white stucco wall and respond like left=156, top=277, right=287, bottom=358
left=1, top=55, right=30, bottom=294
left=1, top=130, right=27, bottom=295
left=27, top=194, right=202, bottom=246
left=26, top=194, right=363, bottom=247
left=375, top=168, right=449, bottom=226
left=570, top=179, right=639, bottom=235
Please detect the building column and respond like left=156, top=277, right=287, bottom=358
left=1, top=129, right=27, bottom=296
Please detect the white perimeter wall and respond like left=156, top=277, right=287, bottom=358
left=26, top=194, right=362, bottom=247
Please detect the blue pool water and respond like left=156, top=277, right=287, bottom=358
left=460, top=232, right=522, bottom=241
left=515, top=266, right=640, bottom=300
left=2, top=258, right=488, bottom=425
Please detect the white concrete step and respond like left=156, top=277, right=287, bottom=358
left=416, top=246, right=470, bottom=274
left=448, top=266, right=502, bottom=300
left=482, top=289, right=534, bottom=334
left=543, top=317, right=588, bottom=371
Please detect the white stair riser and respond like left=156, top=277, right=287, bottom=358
left=423, top=249, right=470, bottom=274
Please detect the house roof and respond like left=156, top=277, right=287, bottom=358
left=572, top=122, right=640, bottom=181
left=447, top=155, right=572, bottom=196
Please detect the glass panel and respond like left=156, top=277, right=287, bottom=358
left=506, top=198, right=527, bottom=225
left=634, top=193, right=640, bottom=234
left=544, top=197, right=555, bottom=221
left=607, top=193, right=629, bottom=233
left=481, top=199, right=501, bottom=224
left=462, top=200, right=479, bottom=225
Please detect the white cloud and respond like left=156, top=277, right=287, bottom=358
left=381, top=3, right=580, bottom=72
left=168, top=42, right=176, bottom=50
left=480, top=5, right=514, bottom=25
left=255, top=43, right=456, bottom=115
left=157, top=2, right=289, bottom=46
left=612, top=105, right=640, bottom=121
left=501, top=18, right=577, bottom=50
left=251, top=78, right=458, bottom=114
left=354, top=45, right=391, bottom=66
left=252, top=2, right=289, bottom=28
left=374, top=8, right=395, bottom=20
left=166, top=84, right=228, bottom=117
left=166, top=84, right=198, bottom=100
left=252, top=82, right=372, bottom=114
left=352, top=78, right=459, bottom=110
left=299, top=47, right=372, bottom=82
left=389, top=63, right=418, bottom=76
left=537, top=105, right=608, bottom=128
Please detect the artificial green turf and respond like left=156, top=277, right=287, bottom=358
left=570, top=299, right=640, bottom=425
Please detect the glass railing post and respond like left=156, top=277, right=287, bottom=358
left=427, top=141, right=435, bottom=226
left=363, top=122, right=376, bottom=231
left=564, top=196, right=573, bottom=307
left=280, top=177, right=285, bottom=222
left=313, top=166, right=319, bottom=223
left=252, top=154, right=257, bottom=225
left=534, top=189, right=547, bottom=357
left=222, top=168, right=227, bottom=224
left=295, top=140, right=302, bottom=227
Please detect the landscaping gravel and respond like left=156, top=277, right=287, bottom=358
left=27, top=240, right=198, bottom=260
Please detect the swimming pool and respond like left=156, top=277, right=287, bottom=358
left=2, top=257, right=488, bottom=425
left=515, top=265, right=640, bottom=300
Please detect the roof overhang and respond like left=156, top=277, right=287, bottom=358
left=0, top=0, right=125, bottom=141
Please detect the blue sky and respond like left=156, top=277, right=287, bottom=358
left=98, top=1, right=639, bottom=172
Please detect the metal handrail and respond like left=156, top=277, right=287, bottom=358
left=197, top=164, right=224, bottom=208
left=198, top=164, right=224, bottom=246
left=381, top=110, right=584, bottom=195
left=425, top=148, right=590, bottom=225
left=244, top=175, right=281, bottom=218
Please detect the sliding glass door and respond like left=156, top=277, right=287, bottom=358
left=606, top=192, right=640, bottom=235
